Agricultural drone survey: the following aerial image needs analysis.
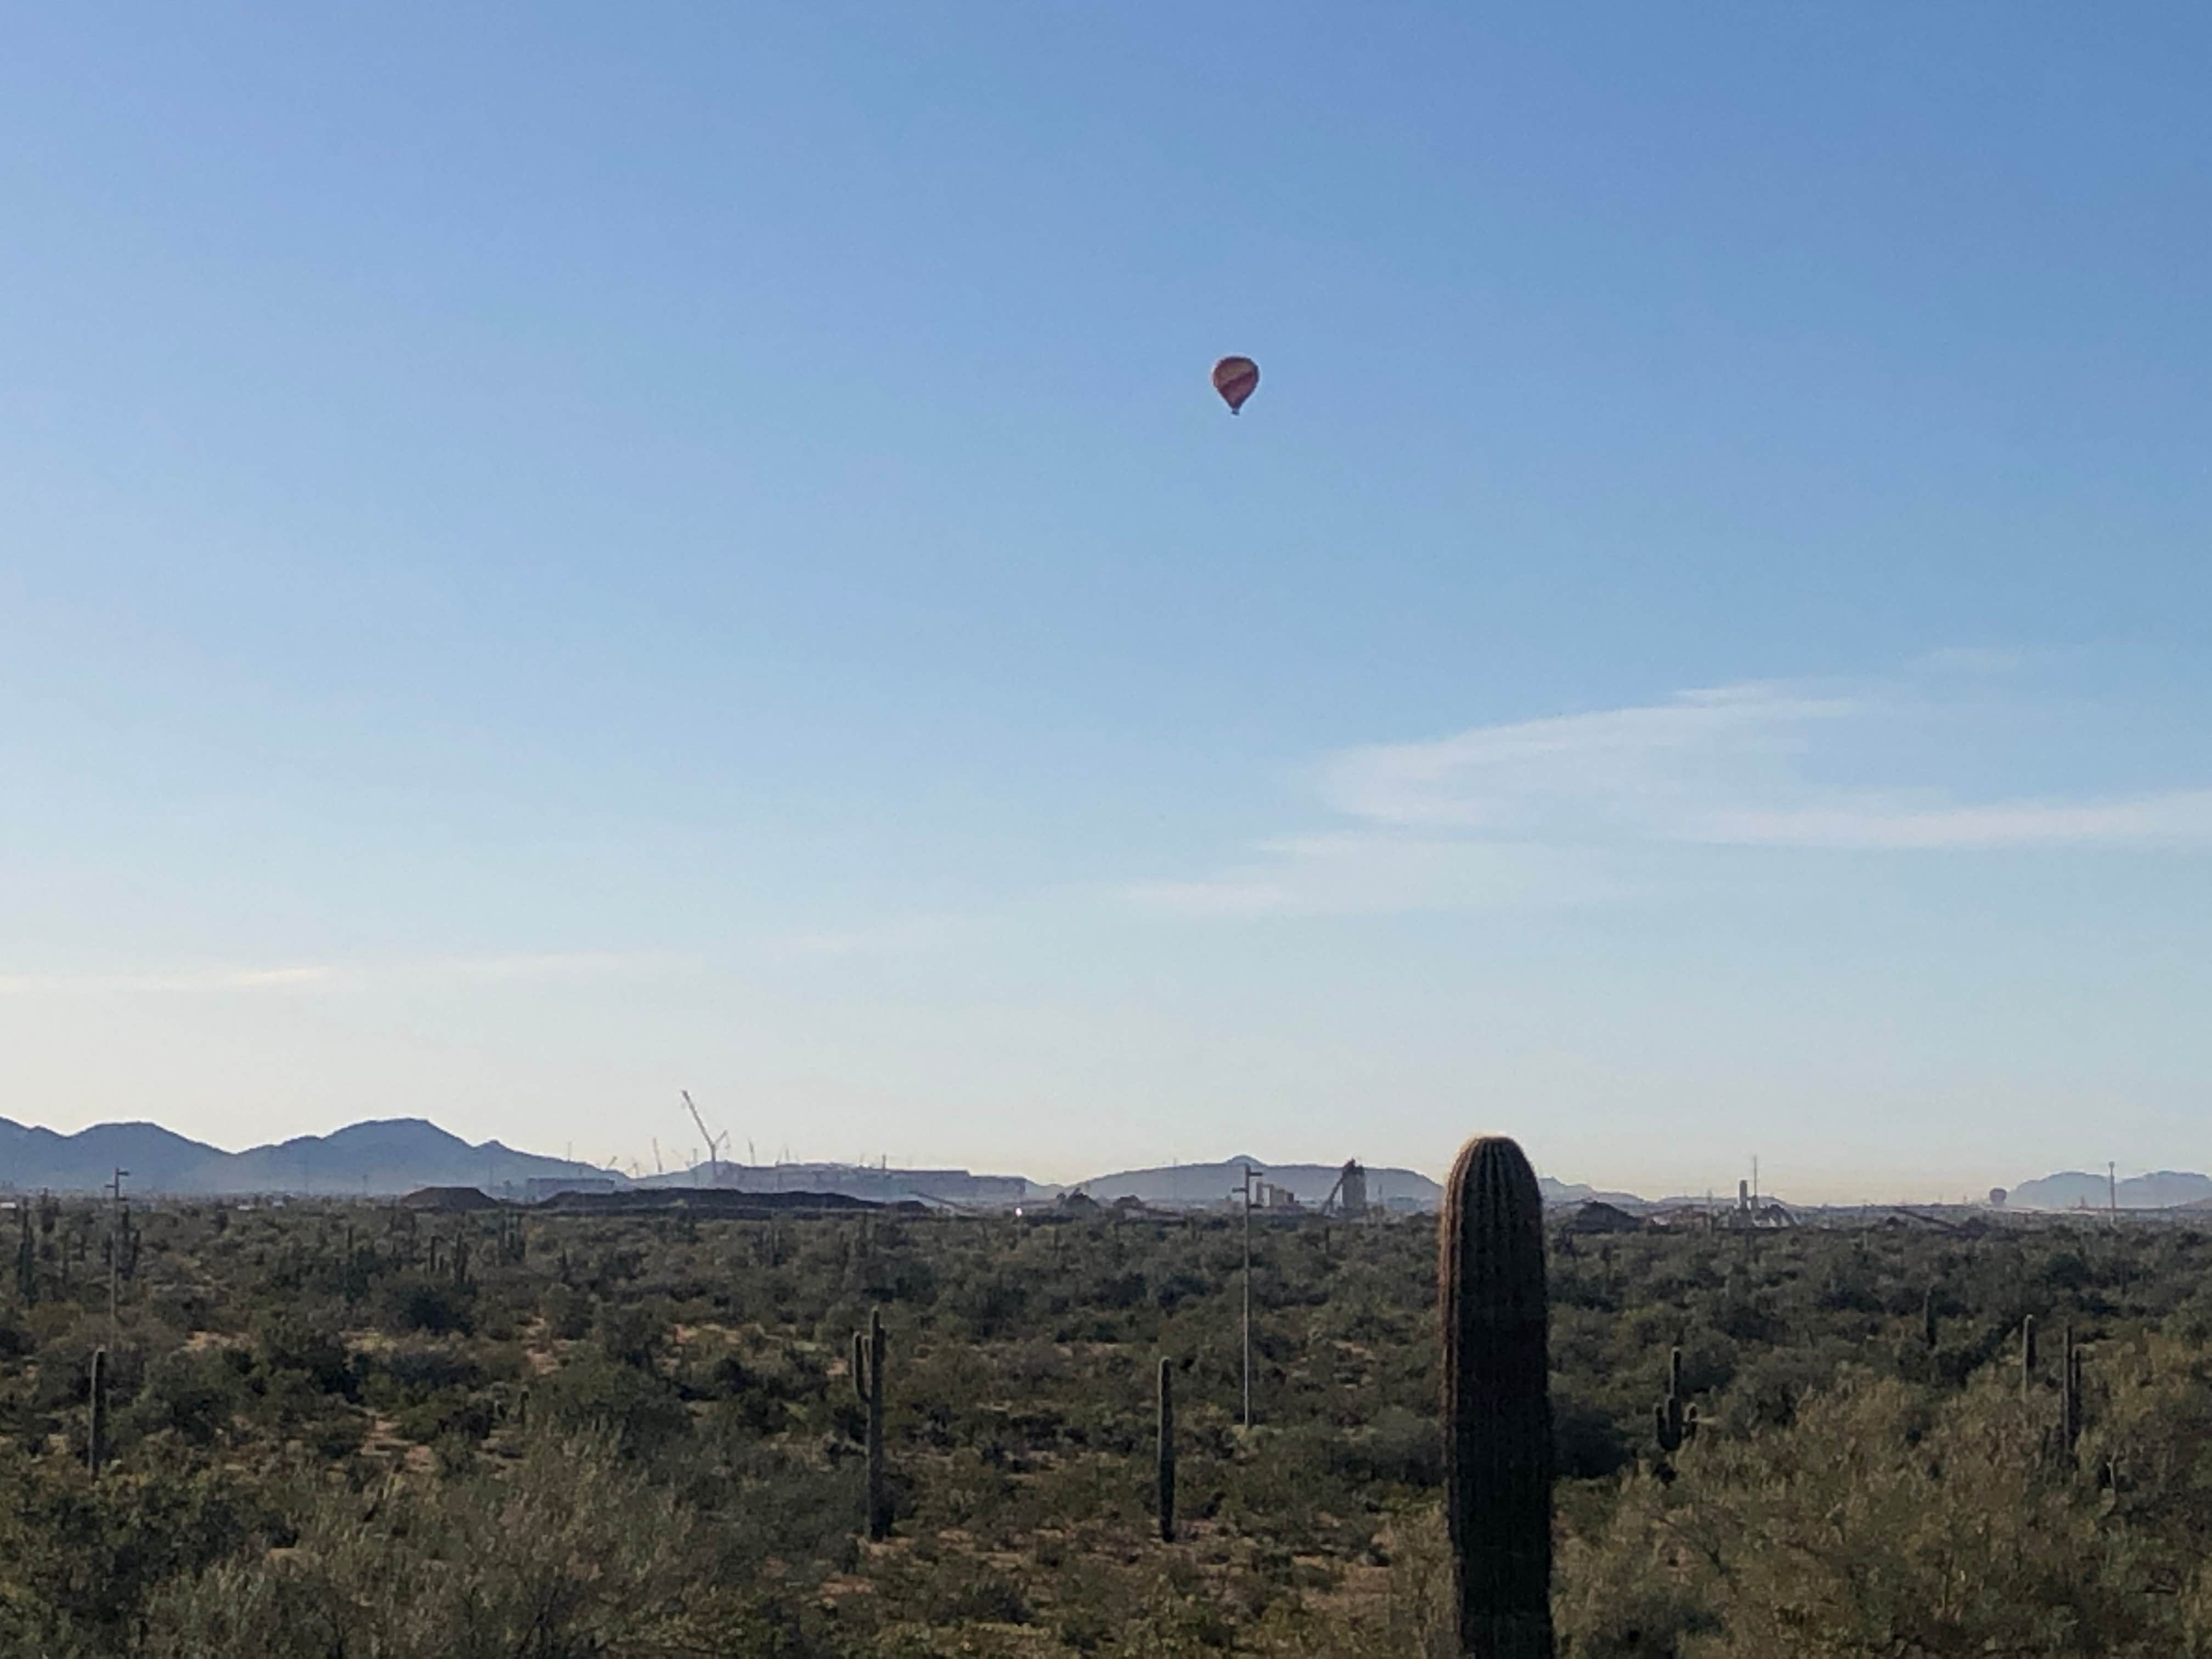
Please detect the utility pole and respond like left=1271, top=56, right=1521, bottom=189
left=2109, top=1161, right=2118, bottom=1223
left=1236, top=1164, right=1260, bottom=1431
left=107, top=1168, right=128, bottom=1336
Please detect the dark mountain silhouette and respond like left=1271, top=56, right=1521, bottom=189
left=0, top=1116, right=615, bottom=1197
left=2011, top=1169, right=2212, bottom=1210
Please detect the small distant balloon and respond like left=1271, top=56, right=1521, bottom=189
left=1211, top=355, right=1260, bottom=415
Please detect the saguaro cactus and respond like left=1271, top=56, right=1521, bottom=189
left=2062, top=1326, right=2084, bottom=1453
left=852, top=1307, right=889, bottom=1541
left=2021, top=1316, right=2038, bottom=1399
left=1922, top=1286, right=1938, bottom=1351
left=88, top=1347, right=108, bottom=1477
left=1655, top=1345, right=1697, bottom=1454
left=1156, top=1357, right=1177, bottom=1543
left=14, top=1205, right=35, bottom=1306
left=1440, top=1135, right=1554, bottom=1659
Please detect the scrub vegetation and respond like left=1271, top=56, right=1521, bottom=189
left=5, top=1186, right=2212, bottom=1655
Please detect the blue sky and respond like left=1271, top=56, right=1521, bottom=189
left=3, top=5, right=2209, bottom=1199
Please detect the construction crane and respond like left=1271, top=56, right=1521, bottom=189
left=1319, top=1159, right=1369, bottom=1220
left=651, top=1138, right=664, bottom=1176
left=681, top=1090, right=727, bottom=1186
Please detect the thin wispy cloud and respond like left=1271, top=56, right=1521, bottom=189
left=429, top=952, right=665, bottom=981
left=1323, top=682, right=1862, bottom=836
left=1138, top=663, right=2212, bottom=916
left=775, top=915, right=996, bottom=959
left=0, top=965, right=339, bottom=996
left=1695, top=792, right=2212, bottom=850
left=0, top=952, right=663, bottom=996
left=1127, top=835, right=1618, bottom=918
left=1916, top=645, right=2028, bottom=676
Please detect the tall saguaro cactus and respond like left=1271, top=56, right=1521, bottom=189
left=2061, top=1325, right=2084, bottom=1454
left=2021, top=1316, right=2038, bottom=1400
left=14, top=1205, right=35, bottom=1306
left=1440, top=1135, right=1554, bottom=1659
left=852, top=1307, right=889, bottom=1541
left=88, top=1347, right=109, bottom=1477
left=1655, top=1345, right=1697, bottom=1454
left=1156, top=1357, right=1177, bottom=1543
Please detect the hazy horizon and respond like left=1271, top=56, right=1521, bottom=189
left=5, top=8, right=2209, bottom=1203
left=0, top=1104, right=2188, bottom=1209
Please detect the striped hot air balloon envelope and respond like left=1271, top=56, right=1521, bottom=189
left=1211, top=356, right=1260, bottom=414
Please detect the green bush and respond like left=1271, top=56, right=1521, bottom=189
left=534, top=1353, right=690, bottom=1455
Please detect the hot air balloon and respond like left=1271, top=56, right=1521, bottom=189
left=1211, top=356, right=1260, bottom=415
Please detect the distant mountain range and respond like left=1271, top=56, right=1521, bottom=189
left=35, top=1113, right=2184, bottom=1215
left=2008, top=1170, right=2212, bottom=1211
left=1535, top=1178, right=1652, bottom=1209
left=1064, top=1157, right=1630, bottom=1212
left=3, top=1120, right=1483, bottom=1207
left=0, top=1117, right=611, bottom=1198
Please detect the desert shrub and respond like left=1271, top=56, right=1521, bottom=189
left=382, top=1278, right=473, bottom=1336
left=127, top=1348, right=245, bottom=1447
left=943, top=1273, right=1030, bottom=1340
left=540, top=1280, right=592, bottom=1340
left=1554, top=1388, right=1634, bottom=1480
left=255, top=1315, right=354, bottom=1397
left=1334, top=1403, right=1441, bottom=1487
left=142, top=1438, right=730, bottom=1658
left=0, top=1438, right=276, bottom=1650
left=595, top=1296, right=670, bottom=1369
left=1559, top=1372, right=2176, bottom=1657
left=375, top=1341, right=484, bottom=1398
left=534, top=1352, right=690, bottom=1455
left=923, top=1565, right=1034, bottom=1627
